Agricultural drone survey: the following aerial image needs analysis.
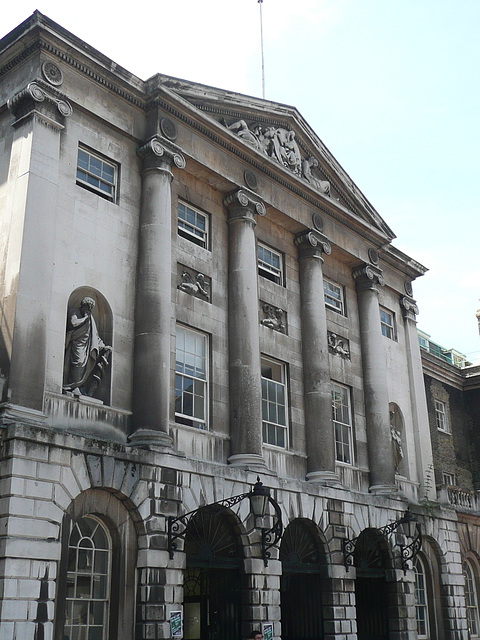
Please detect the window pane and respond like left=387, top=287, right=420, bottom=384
left=261, top=358, right=288, bottom=448
left=175, top=326, right=208, bottom=428
left=76, top=147, right=116, bottom=201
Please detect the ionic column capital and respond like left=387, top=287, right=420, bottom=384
left=224, top=189, right=266, bottom=224
left=137, top=135, right=186, bottom=174
left=400, top=295, right=419, bottom=322
left=352, top=262, right=385, bottom=292
left=7, top=80, right=72, bottom=131
left=294, top=229, right=331, bottom=261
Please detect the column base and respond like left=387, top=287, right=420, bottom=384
left=306, top=470, right=341, bottom=486
left=127, top=428, right=173, bottom=451
left=228, top=453, right=267, bottom=471
left=369, top=483, right=397, bottom=495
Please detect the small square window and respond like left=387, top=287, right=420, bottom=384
left=175, top=325, right=209, bottom=430
left=332, top=382, right=353, bottom=464
left=323, top=279, right=345, bottom=315
left=442, top=472, right=455, bottom=486
left=177, top=201, right=209, bottom=249
left=258, top=242, right=284, bottom=285
left=76, top=146, right=117, bottom=201
left=380, top=308, right=395, bottom=339
left=261, top=357, right=288, bottom=448
left=434, top=399, right=450, bottom=433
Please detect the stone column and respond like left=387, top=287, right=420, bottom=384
left=130, top=137, right=185, bottom=448
left=352, top=263, right=396, bottom=493
left=294, top=230, right=338, bottom=483
left=3, top=80, right=72, bottom=420
left=401, top=291, right=436, bottom=500
left=224, top=189, right=266, bottom=470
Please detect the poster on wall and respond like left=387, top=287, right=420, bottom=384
left=263, top=623, right=273, bottom=640
left=170, top=610, right=183, bottom=637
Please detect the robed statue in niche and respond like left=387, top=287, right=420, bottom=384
left=63, top=296, right=112, bottom=398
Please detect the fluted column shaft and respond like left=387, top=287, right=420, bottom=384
left=353, top=263, right=396, bottom=493
left=131, top=137, right=185, bottom=447
left=295, top=230, right=338, bottom=483
left=225, top=189, right=266, bottom=470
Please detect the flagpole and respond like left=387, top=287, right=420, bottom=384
left=258, top=0, right=265, bottom=99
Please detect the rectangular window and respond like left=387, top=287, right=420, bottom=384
left=332, top=383, right=353, bottom=464
left=175, top=325, right=208, bottom=429
left=76, top=146, right=117, bottom=201
left=434, top=399, right=449, bottom=433
left=258, top=242, right=284, bottom=285
left=442, top=472, right=455, bottom=486
left=380, top=308, right=395, bottom=339
left=323, top=279, right=345, bottom=315
left=177, top=201, right=209, bottom=249
left=262, top=358, right=288, bottom=448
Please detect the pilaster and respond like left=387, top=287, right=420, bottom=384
left=400, top=290, right=436, bottom=500
left=3, top=78, right=72, bottom=417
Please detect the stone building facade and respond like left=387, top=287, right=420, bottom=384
left=0, top=11, right=472, bottom=640
left=421, top=333, right=480, bottom=639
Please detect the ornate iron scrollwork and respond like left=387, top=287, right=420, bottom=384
left=343, top=508, right=422, bottom=574
left=168, top=478, right=283, bottom=566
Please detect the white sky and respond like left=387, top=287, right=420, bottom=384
left=3, top=0, right=480, bottom=360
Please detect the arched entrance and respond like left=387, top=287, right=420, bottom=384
left=280, top=519, right=325, bottom=640
left=183, top=506, right=243, bottom=640
left=354, top=529, right=390, bottom=640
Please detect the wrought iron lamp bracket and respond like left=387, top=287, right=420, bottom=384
left=168, top=492, right=249, bottom=559
left=342, top=509, right=422, bottom=572
left=167, top=480, right=283, bottom=565
left=261, top=496, right=283, bottom=566
left=399, top=524, right=422, bottom=574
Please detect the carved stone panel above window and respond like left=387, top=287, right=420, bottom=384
left=260, top=302, right=287, bottom=334
left=177, top=264, right=211, bottom=303
left=328, top=331, right=350, bottom=359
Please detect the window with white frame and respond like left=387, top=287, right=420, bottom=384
left=76, top=146, right=117, bottom=201
left=258, top=242, right=284, bottom=285
left=177, top=201, right=209, bottom=249
left=464, top=561, right=480, bottom=637
left=380, top=307, right=395, bottom=339
left=442, top=472, right=455, bottom=486
left=64, top=515, right=111, bottom=640
left=332, top=382, right=353, bottom=464
left=323, top=279, right=345, bottom=315
left=262, top=358, right=288, bottom=448
left=434, top=399, right=450, bottom=433
left=414, top=556, right=430, bottom=639
left=175, top=325, right=208, bottom=429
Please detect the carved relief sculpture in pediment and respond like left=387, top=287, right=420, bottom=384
left=223, top=118, right=330, bottom=195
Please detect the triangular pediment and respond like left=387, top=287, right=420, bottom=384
left=157, top=76, right=395, bottom=241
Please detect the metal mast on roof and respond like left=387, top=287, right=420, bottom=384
left=258, top=0, right=265, bottom=99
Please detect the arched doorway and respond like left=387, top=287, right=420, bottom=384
left=183, top=506, right=243, bottom=640
left=280, top=519, right=325, bottom=640
left=354, top=529, right=390, bottom=640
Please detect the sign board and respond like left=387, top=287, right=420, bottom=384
left=170, top=610, right=183, bottom=637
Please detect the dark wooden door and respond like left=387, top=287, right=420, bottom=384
left=356, top=575, right=389, bottom=640
left=281, top=572, right=323, bottom=640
